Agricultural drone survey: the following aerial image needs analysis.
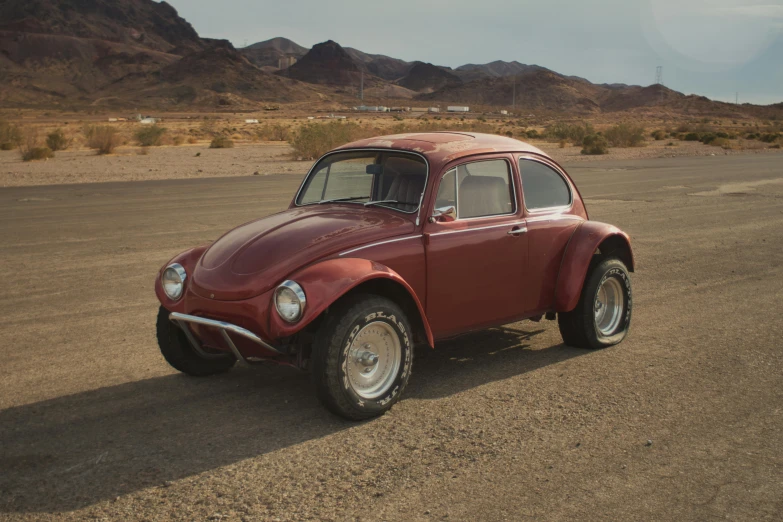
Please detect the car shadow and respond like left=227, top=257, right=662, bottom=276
left=0, top=324, right=586, bottom=514
left=408, top=323, right=585, bottom=399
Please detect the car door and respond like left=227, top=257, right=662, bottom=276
left=424, top=156, right=529, bottom=339
left=518, top=156, right=584, bottom=315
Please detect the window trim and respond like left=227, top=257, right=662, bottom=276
left=294, top=148, right=430, bottom=216
left=518, top=156, right=573, bottom=213
left=434, top=157, right=518, bottom=221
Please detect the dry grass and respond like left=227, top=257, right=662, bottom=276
left=0, top=119, right=23, bottom=150
left=19, top=130, right=54, bottom=161
left=84, top=125, right=122, bottom=155
left=46, top=128, right=71, bottom=151
left=209, top=136, right=234, bottom=149
left=135, top=125, right=166, bottom=147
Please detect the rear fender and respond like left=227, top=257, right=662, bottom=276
left=554, top=221, right=634, bottom=312
left=268, top=258, right=434, bottom=347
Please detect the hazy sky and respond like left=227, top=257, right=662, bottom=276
left=169, top=0, right=783, bottom=104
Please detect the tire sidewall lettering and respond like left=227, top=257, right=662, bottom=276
left=340, top=307, right=412, bottom=413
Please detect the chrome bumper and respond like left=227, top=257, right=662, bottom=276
left=169, top=312, right=282, bottom=366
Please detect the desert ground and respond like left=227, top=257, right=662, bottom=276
left=1, top=151, right=782, bottom=520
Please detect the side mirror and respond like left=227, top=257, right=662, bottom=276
left=430, top=205, right=456, bottom=223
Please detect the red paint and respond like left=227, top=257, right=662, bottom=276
left=554, top=221, right=634, bottom=312
left=156, top=132, right=633, bottom=360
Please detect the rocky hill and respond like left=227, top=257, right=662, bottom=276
left=344, top=47, right=411, bottom=81
left=241, top=37, right=307, bottom=70
left=0, top=0, right=204, bottom=54
left=278, top=40, right=365, bottom=86
left=396, top=62, right=462, bottom=93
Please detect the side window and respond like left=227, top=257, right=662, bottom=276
left=457, top=160, right=514, bottom=218
left=519, top=159, right=571, bottom=210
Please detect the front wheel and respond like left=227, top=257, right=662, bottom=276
left=311, top=294, right=414, bottom=420
left=558, top=257, right=632, bottom=349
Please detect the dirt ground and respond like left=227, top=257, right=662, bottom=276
left=1, top=154, right=782, bottom=520
left=1, top=138, right=779, bottom=187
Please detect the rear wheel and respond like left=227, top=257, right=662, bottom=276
left=311, top=294, right=413, bottom=420
left=558, top=257, right=632, bottom=349
left=156, top=306, right=236, bottom=376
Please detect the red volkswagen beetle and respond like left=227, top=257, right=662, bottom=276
left=155, top=132, right=633, bottom=419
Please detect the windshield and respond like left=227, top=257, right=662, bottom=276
left=296, top=151, right=428, bottom=213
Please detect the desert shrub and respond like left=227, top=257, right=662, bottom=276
left=771, top=143, right=781, bottom=149
left=558, top=139, right=567, bottom=148
left=676, top=123, right=692, bottom=133
left=21, top=147, right=55, bottom=161
left=581, top=134, right=609, bottom=155
left=759, top=133, right=781, bottom=143
left=46, top=128, right=71, bottom=151
left=666, top=141, right=677, bottom=146
left=135, top=125, right=166, bottom=146
left=683, top=132, right=700, bottom=141
left=84, top=125, right=121, bottom=154
left=710, top=137, right=731, bottom=149
left=209, top=136, right=234, bottom=148
left=651, top=129, right=666, bottom=140
left=257, top=123, right=291, bottom=141
left=291, top=121, right=375, bottom=159
left=0, top=119, right=22, bottom=150
left=19, top=130, right=54, bottom=161
left=604, top=124, right=646, bottom=147
left=171, top=134, right=185, bottom=146
left=715, top=132, right=729, bottom=139
left=525, top=129, right=540, bottom=139
left=700, top=133, right=717, bottom=144
left=546, top=122, right=595, bottom=145
left=187, top=136, right=198, bottom=144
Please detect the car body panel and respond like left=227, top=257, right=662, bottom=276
left=268, top=257, right=434, bottom=347
left=554, top=221, right=634, bottom=312
left=191, top=206, right=414, bottom=301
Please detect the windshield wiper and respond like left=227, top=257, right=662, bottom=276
left=363, top=199, right=402, bottom=207
left=318, top=196, right=368, bottom=205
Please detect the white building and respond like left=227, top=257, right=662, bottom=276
left=447, top=106, right=470, bottom=113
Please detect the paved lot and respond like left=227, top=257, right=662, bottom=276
left=1, top=154, right=782, bottom=520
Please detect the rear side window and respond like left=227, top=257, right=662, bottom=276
left=519, top=159, right=571, bottom=210
left=434, top=159, right=515, bottom=219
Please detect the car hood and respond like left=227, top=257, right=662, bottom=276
left=191, top=205, right=415, bottom=301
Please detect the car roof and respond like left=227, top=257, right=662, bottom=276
left=335, top=132, right=550, bottom=167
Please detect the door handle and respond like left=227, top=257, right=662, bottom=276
left=508, top=227, right=528, bottom=236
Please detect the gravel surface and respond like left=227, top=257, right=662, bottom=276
left=1, top=154, right=782, bottom=520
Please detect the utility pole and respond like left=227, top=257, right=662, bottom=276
left=655, top=66, right=664, bottom=104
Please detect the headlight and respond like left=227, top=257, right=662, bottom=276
left=274, top=280, right=306, bottom=323
left=162, top=263, right=187, bottom=300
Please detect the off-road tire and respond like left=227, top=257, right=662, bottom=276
left=311, top=294, right=414, bottom=421
left=558, top=257, right=632, bottom=349
left=156, top=306, right=236, bottom=376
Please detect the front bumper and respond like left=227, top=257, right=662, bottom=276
left=169, top=312, right=282, bottom=366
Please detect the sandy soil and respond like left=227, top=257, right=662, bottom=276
left=1, top=154, right=781, bottom=520
left=1, top=138, right=780, bottom=187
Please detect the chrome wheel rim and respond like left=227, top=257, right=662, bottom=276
left=594, top=277, right=625, bottom=336
left=346, top=321, right=401, bottom=400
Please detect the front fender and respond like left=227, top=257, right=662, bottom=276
left=554, top=221, right=634, bottom=312
left=268, top=258, right=434, bottom=347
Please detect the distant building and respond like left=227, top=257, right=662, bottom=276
left=428, top=107, right=440, bottom=113
left=139, top=117, right=159, bottom=124
left=245, top=119, right=259, bottom=124
left=447, top=106, right=470, bottom=113
left=500, top=110, right=508, bottom=115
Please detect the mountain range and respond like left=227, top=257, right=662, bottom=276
left=0, top=0, right=779, bottom=117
